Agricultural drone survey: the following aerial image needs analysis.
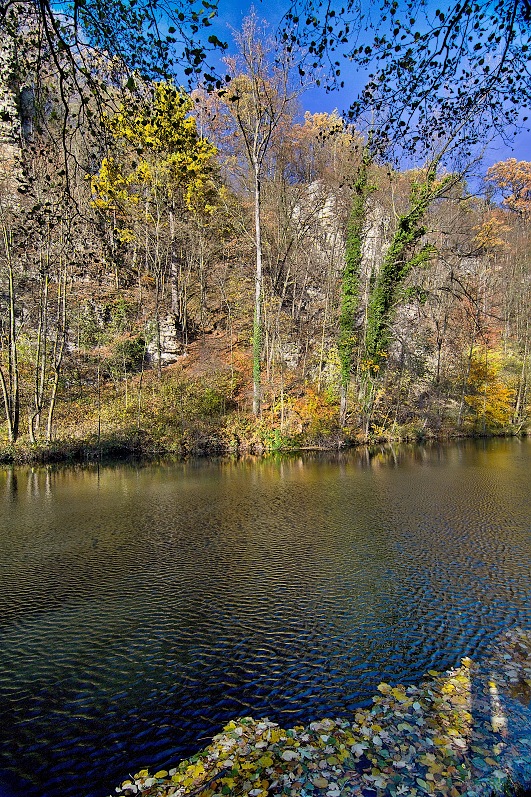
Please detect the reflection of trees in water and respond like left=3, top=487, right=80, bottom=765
left=0, top=446, right=529, bottom=797
left=3, top=467, right=17, bottom=500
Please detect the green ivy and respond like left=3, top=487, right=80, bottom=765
left=338, top=148, right=374, bottom=391
left=364, top=166, right=453, bottom=375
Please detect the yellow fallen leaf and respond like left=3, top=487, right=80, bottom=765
left=433, top=737, right=449, bottom=746
left=391, top=688, right=408, bottom=702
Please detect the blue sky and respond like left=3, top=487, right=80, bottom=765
left=200, top=0, right=531, bottom=171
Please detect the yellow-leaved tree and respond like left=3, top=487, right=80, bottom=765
left=485, top=159, right=531, bottom=218
left=91, top=81, right=221, bottom=362
left=464, top=347, right=516, bottom=431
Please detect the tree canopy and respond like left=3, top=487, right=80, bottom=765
left=3, top=0, right=530, bottom=166
left=0, top=0, right=226, bottom=82
left=281, top=0, right=531, bottom=158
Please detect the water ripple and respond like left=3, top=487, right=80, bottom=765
left=0, top=439, right=529, bottom=797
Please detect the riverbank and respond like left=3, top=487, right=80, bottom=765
left=109, top=629, right=530, bottom=797
left=1, top=350, right=528, bottom=467
left=0, top=426, right=527, bottom=466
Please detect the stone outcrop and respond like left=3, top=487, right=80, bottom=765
left=0, top=21, right=34, bottom=199
left=0, top=32, right=24, bottom=198
left=147, top=315, right=187, bottom=365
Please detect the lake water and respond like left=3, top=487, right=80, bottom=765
left=0, top=438, right=529, bottom=797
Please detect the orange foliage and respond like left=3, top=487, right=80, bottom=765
left=473, top=211, right=511, bottom=252
left=465, top=348, right=516, bottom=429
left=292, top=388, right=338, bottom=436
left=485, top=158, right=531, bottom=216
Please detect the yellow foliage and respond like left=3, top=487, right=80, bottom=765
left=91, top=157, right=140, bottom=212
left=464, top=347, right=516, bottom=428
left=473, top=213, right=511, bottom=252
left=391, top=687, right=409, bottom=703
left=292, top=388, right=337, bottom=436
left=485, top=158, right=531, bottom=216
left=90, top=81, right=220, bottom=234
left=109, top=82, right=203, bottom=156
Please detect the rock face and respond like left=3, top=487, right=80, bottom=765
left=147, top=315, right=187, bottom=365
left=0, top=32, right=29, bottom=199
left=0, top=39, right=22, bottom=195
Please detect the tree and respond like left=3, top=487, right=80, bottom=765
left=485, top=159, right=531, bottom=216
left=281, top=0, right=531, bottom=159
left=91, top=81, right=220, bottom=356
left=338, top=144, right=373, bottom=424
left=0, top=214, right=19, bottom=442
left=257, top=110, right=356, bottom=403
left=216, top=13, right=300, bottom=415
left=482, top=161, right=531, bottom=426
left=0, top=0, right=232, bottom=214
left=464, top=346, right=516, bottom=430
left=363, top=163, right=454, bottom=374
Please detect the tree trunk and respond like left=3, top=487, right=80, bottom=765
left=252, top=163, right=262, bottom=416
left=339, top=150, right=372, bottom=425
left=46, top=262, right=68, bottom=442
left=0, top=225, right=19, bottom=442
left=29, top=268, right=49, bottom=443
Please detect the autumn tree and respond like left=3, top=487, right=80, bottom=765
left=215, top=13, right=301, bottom=415
left=91, top=81, right=220, bottom=357
left=251, top=110, right=357, bottom=414
left=484, top=159, right=531, bottom=426
left=485, top=159, right=531, bottom=217
left=465, top=347, right=516, bottom=431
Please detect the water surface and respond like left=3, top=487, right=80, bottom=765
left=0, top=438, right=529, bottom=797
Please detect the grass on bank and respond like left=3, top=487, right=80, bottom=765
left=0, top=348, right=529, bottom=464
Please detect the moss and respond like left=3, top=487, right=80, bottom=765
left=338, top=148, right=374, bottom=392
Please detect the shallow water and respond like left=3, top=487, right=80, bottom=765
left=0, top=438, right=529, bottom=797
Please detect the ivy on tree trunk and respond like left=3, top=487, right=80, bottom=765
left=338, top=147, right=373, bottom=425
left=364, top=165, right=453, bottom=375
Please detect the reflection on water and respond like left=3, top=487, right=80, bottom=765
left=0, top=438, right=529, bottom=797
